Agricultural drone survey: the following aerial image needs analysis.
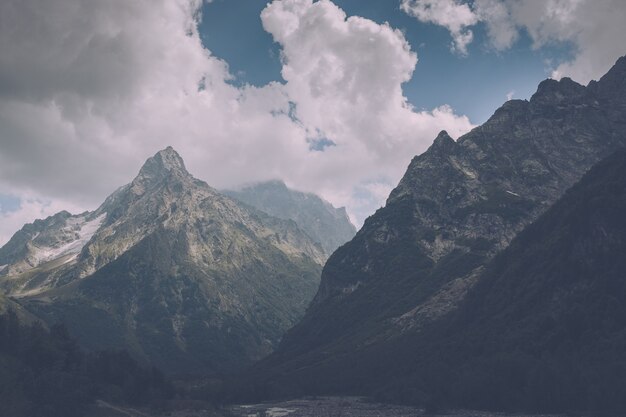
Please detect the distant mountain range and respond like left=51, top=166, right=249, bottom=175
left=0, top=147, right=351, bottom=374
left=241, top=56, right=626, bottom=413
left=224, top=180, right=356, bottom=256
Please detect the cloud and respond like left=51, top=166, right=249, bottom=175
left=473, top=0, right=518, bottom=50
left=510, top=0, right=626, bottom=84
left=402, top=0, right=626, bottom=84
left=400, top=0, right=478, bottom=55
left=0, top=0, right=473, bottom=245
left=261, top=0, right=473, bottom=221
left=0, top=0, right=226, bottom=204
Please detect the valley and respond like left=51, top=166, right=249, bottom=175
left=90, top=396, right=572, bottom=417
left=0, top=6, right=625, bottom=413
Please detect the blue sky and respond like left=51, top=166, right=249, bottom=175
left=200, top=0, right=573, bottom=124
left=0, top=0, right=624, bottom=243
left=0, top=194, right=20, bottom=212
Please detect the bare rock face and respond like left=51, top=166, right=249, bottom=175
left=249, top=56, right=626, bottom=394
left=412, top=149, right=626, bottom=413
left=0, top=147, right=325, bottom=374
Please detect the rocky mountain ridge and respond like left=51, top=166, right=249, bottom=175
left=245, top=56, right=626, bottom=396
left=375, top=149, right=626, bottom=413
left=0, top=147, right=326, bottom=374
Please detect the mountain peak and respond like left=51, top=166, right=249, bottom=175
left=592, top=55, right=626, bottom=99
left=251, top=180, right=289, bottom=191
left=2, top=144, right=327, bottom=376
left=532, top=76, right=585, bottom=103
left=151, top=146, right=187, bottom=172
left=133, top=147, right=190, bottom=190
left=606, top=55, right=626, bottom=75
left=430, top=130, right=456, bottom=152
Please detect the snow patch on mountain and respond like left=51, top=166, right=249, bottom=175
left=28, top=213, right=106, bottom=267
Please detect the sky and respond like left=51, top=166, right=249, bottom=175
left=0, top=0, right=625, bottom=245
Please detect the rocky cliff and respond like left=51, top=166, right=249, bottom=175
left=245, top=56, right=626, bottom=398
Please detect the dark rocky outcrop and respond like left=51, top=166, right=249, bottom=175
left=243, top=56, right=626, bottom=406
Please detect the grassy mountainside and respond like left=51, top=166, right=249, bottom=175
left=0, top=310, right=173, bottom=417
left=2, top=147, right=325, bottom=375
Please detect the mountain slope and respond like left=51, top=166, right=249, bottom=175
left=0, top=293, right=39, bottom=325
left=0, top=210, right=106, bottom=296
left=224, top=180, right=356, bottom=255
left=244, top=56, right=626, bottom=396
left=0, top=310, right=173, bottom=417
left=377, top=149, right=626, bottom=413
left=0, top=147, right=325, bottom=374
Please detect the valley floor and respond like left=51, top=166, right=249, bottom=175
left=229, top=397, right=567, bottom=417
left=89, top=395, right=577, bottom=417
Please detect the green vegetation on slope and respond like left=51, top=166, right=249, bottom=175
left=0, top=310, right=173, bottom=417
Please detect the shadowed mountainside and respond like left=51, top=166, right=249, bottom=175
left=240, top=56, right=626, bottom=409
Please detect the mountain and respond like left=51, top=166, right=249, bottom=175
left=223, top=180, right=356, bottom=255
left=377, top=149, right=626, bottom=414
left=242, top=57, right=626, bottom=398
left=0, top=147, right=326, bottom=374
left=0, top=293, right=39, bottom=325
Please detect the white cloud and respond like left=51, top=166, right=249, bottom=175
left=402, top=0, right=626, bottom=84
left=0, top=0, right=474, bottom=245
left=512, top=0, right=626, bottom=84
left=473, top=0, right=518, bottom=50
left=400, top=0, right=478, bottom=55
left=260, top=0, right=473, bottom=221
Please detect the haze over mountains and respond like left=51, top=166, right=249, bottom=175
left=0, top=147, right=354, bottom=374
left=224, top=180, right=356, bottom=256
left=241, top=56, right=626, bottom=412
